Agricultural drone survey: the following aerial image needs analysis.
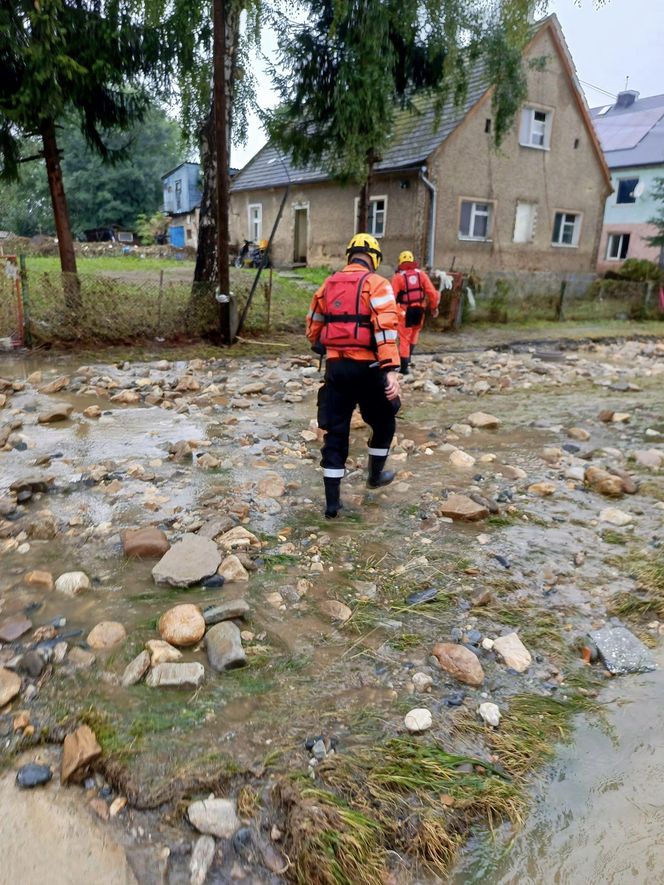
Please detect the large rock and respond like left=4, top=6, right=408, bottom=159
left=600, top=507, right=633, bottom=526
left=257, top=473, right=286, bottom=498
left=633, top=449, right=664, bottom=470
left=585, top=466, right=624, bottom=497
left=449, top=450, right=476, bottom=469
left=0, top=616, right=32, bottom=643
left=145, top=639, right=182, bottom=665
left=203, top=600, right=250, bottom=626
left=55, top=571, right=90, bottom=596
left=61, top=725, right=102, bottom=784
left=188, top=797, right=239, bottom=838
left=437, top=494, right=488, bottom=522
left=86, top=621, right=126, bottom=650
left=432, top=643, right=484, bottom=686
left=218, top=554, right=249, bottom=583
left=205, top=622, right=246, bottom=671
left=190, top=835, right=216, bottom=885
left=10, top=475, right=53, bottom=495
left=589, top=625, right=656, bottom=675
left=404, top=708, right=432, bottom=733
left=528, top=481, right=556, bottom=497
left=467, top=411, right=501, bottom=429
left=146, top=662, right=205, bottom=688
left=39, top=375, right=69, bottom=394
left=122, top=527, right=170, bottom=559
left=159, top=604, right=206, bottom=647
left=121, top=651, right=151, bottom=687
left=320, top=599, right=353, bottom=622
left=217, top=526, right=260, bottom=551
left=37, top=405, right=73, bottom=424
left=0, top=668, right=21, bottom=706
left=152, top=533, right=221, bottom=586
left=492, top=632, right=532, bottom=672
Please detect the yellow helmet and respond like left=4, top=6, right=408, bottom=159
left=346, top=232, right=382, bottom=270
left=398, top=250, right=415, bottom=265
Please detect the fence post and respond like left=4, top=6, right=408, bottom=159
left=266, top=266, right=273, bottom=332
left=644, top=280, right=654, bottom=316
left=555, top=280, right=567, bottom=321
left=19, top=254, right=32, bottom=347
left=157, top=269, right=164, bottom=337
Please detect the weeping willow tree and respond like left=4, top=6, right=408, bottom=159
left=269, top=0, right=548, bottom=228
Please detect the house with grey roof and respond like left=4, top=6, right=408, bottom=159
left=230, top=15, right=611, bottom=275
left=591, top=91, right=664, bottom=273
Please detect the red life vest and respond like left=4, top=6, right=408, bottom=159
left=320, top=269, right=374, bottom=350
left=397, top=269, right=425, bottom=306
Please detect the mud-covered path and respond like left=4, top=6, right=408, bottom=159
left=0, top=336, right=663, bottom=884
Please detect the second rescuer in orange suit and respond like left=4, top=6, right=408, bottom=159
left=306, top=233, right=401, bottom=519
left=391, top=250, right=440, bottom=375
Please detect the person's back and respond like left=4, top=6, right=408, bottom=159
left=306, top=234, right=401, bottom=518
left=391, top=251, right=440, bottom=374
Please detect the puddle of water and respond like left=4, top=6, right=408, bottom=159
left=453, top=647, right=664, bottom=885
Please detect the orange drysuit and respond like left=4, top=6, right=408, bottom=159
left=391, top=262, right=440, bottom=363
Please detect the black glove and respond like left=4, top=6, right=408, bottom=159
left=311, top=342, right=326, bottom=356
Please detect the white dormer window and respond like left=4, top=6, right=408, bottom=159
left=520, top=107, right=552, bottom=150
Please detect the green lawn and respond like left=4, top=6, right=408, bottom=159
left=25, top=254, right=195, bottom=274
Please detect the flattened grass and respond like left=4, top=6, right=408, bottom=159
left=609, top=551, right=664, bottom=621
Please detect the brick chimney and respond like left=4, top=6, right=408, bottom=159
left=615, top=90, right=639, bottom=109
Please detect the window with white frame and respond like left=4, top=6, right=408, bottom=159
left=248, top=203, right=262, bottom=241
left=606, top=232, right=630, bottom=260
left=354, top=196, right=387, bottom=237
left=513, top=201, right=538, bottom=243
left=551, top=211, right=581, bottom=247
left=458, top=200, right=493, bottom=241
left=519, top=107, right=552, bottom=150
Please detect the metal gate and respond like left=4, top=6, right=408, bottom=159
left=0, top=255, right=24, bottom=349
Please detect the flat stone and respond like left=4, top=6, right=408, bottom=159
left=257, top=472, right=286, bottom=497
left=218, top=554, right=249, bottom=583
left=203, top=600, right=250, bottom=625
left=600, top=507, right=633, bottom=526
left=146, top=662, right=205, bottom=688
left=24, top=570, right=54, bottom=590
left=16, top=763, right=53, bottom=789
left=239, top=381, right=265, bottom=395
left=10, top=475, right=53, bottom=495
left=121, top=651, right=151, bottom=687
left=55, top=571, right=90, bottom=596
left=528, top=481, right=556, bottom=497
left=437, top=494, right=488, bottom=522
left=0, top=668, right=22, bottom=706
left=492, top=632, right=532, bottom=672
left=567, top=426, right=590, bottom=441
left=67, top=647, right=96, bottom=669
left=449, top=449, right=476, bottom=469
left=145, top=639, right=182, bottom=665
left=633, top=449, right=663, bottom=470
left=589, top=625, right=656, bottom=675
left=86, top=621, right=126, bottom=650
left=205, top=621, right=246, bottom=671
left=17, top=651, right=46, bottom=677
left=432, top=643, right=484, bottom=686
left=190, top=835, right=216, bottom=885
left=39, top=375, right=69, bottom=394
left=467, top=411, right=501, bottom=429
left=404, top=708, right=433, bottom=733
left=217, top=526, right=260, bottom=550
left=38, top=406, right=73, bottom=424
left=159, top=604, right=206, bottom=647
left=122, top=527, right=170, bottom=559
left=0, top=616, right=32, bottom=643
left=188, top=797, right=240, bottom=838
left=61, top=725, right=102, bottom=784
left=320, top=599, right=353, bottom=622
left=152, top=533, right=221, bottom=587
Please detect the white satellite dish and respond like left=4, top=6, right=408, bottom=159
left=633, top=182, right=645, bottom=198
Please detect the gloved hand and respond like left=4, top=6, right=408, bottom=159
left=311, top=342, right=326, bottom=356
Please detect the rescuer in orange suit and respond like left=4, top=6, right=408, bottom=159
left=306, top=233, right=401, bottom=519
left=391, top=250, right=440, bottom=375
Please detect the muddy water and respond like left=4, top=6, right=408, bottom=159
left=1, top=340, right=664, bottom=881
left=454, top=646, right=664, bottom=884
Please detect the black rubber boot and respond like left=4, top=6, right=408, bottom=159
left=400, top=357, right=410, bottom=375
left=324, top=477, right=342, bottom=519
left=367, top=455, right=395, bottom=489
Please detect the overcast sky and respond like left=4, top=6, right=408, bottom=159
left=230, top=0, right=664, bottom=169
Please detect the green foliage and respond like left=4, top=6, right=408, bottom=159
left=617, top=258, right=662, bottom=283
left=0, top=110, right=183, bottom=236
left=646, top=176, right=664, bottom=250
left=135, top=210, right=171, bottom=245
left=268, top=0, right=546, bottom=185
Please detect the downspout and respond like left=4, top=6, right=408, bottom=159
left=420, top=166, right=437, bottom=268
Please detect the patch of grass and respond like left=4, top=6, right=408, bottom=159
left=292, top=266, right=333, bottom=286
left=80, top=706, right=134, bottom=760
left=390, top=632, right=422, bottom=651
left=487, top=512, right=520, bottom=528
left=609, top=551, right=664, bottom=621
left=519, top=610, right=568, bottom=659
left=237, top=784, right=260, bottom=818
left=602, top=529, right=627, bottom=545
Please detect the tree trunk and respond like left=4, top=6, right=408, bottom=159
left=194, top=2, right=241, bottom=291
left=41, top=118, right=80, bottom=311
left=356, top=148, right=375, bottom=233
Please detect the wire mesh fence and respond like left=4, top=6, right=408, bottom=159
left=0, top=257, right=661, bottom=347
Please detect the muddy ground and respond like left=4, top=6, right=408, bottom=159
left=0, top=333, right=663, bottom=884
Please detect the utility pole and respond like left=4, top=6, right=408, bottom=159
left=213, top=0, right=232, bottom=343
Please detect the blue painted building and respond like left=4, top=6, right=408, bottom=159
left=161, top=162, right=202, bottom=248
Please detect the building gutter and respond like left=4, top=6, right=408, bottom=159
left=420, top=167, right=437, bottom=268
